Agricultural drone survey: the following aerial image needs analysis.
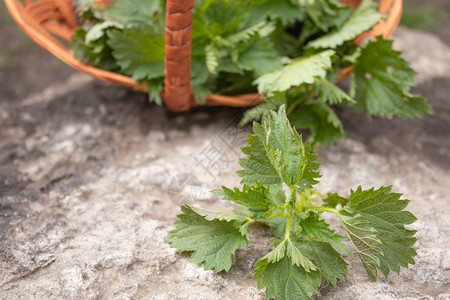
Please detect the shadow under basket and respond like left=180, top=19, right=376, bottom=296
left=5, top=0, right=402, bottom=111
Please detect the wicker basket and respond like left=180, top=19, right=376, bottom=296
left=5, top=0, right=402, bottom=111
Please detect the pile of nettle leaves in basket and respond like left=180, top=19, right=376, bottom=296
left=168, top=106, right=417, bottom=300
left=72, top=0, right=432, bottom=146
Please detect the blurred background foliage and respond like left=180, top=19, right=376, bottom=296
left=401, top=4, right=448, bottom=31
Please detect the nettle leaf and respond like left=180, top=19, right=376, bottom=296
left=71, top=26, right=120, bottom=72
left=289, top=100, right=345, bottom=146
left=239, top=100, right=281, bottom=126
left=298, top=211, right=349, bottom=254
left=268, top=183, right=288, bottom=207
left=103, top=0, right=163, bottom=27
left=213, top=183, right=272, bottom=220
left=239, top=106, right=321, bottom=189
left=286, top=239, right=318, bottom=272
left=146, top=78, right=164, bottom=105
left=254, top=256, right=322, bottom=300
left=205, top=44, right=220, bottom=74
left=255, top=50, right=334, bottom=94
left=295, top=0, right=315, bottom=6
left=200, top=0, right=250, bottom=35
left=343, top=186, right=418, bottom=279
left=85, top=21, right=122, bottom=44
left=237, top=37, right=283, bottom=76
left=247, top=0, right=305, bottom=26
left=323, top=192, right=348, bottom=208
left=186, top=206, right=252, bottom=237
left=191, top=56, right=210, bottom=86
left=226, top=21, right=276, bottom=46
left=304, top=0, right=353, bottom=32
left=257, top=106, right=310, bottom=186
left=107, top=26, right=165, bottom=81
left=351, top=37, right=433, bottom=118
left=313, top=78, right=355, bottom=105
left=265, top=216, right=288, bottom=240
left=294, top=143, right=321, bottom=190
left=238, top=132, right=282, bottom=186
left=291, top=237, right=348, bottom=286
left=307, top=0, right=382, bottom=49
left=167, top=205, right=250, bottom=272
left=339, top=212, right=383, bottom=280
left=261, top=235, right=319, bottom=272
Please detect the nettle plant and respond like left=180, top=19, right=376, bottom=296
left=168, top=106, right=417, bottom=300
left=72, top=0, right=432, bottom=146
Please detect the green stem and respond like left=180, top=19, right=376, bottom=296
left=284, top=216, right=293, bottom=241
left=288, top=187, right=297, bottom=205
left=266, top=211, right=284, bottom=219
left=223, top=213, right=254, bottom=223
left=299, top=191, right=305, bottom=212
left=305, top=205, right=340, bottom=215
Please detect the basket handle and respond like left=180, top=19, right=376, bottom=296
left=164, top=0, right=194, bottom=111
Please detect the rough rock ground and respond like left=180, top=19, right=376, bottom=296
left=1, top=7, right=449, bottom=300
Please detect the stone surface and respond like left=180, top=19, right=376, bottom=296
left=1, top=7, right=450, bottom=299
left=393, top=27, right=450, bottom=84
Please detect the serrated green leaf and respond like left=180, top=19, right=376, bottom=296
left=291, top=237, right=348, bottom=286
left=213, top=183, right=272, bottom=220
left=268, top=183, right=288, bottom=207
left=205, top=45, right=220, bottom=74
left=286, top=239, right=318, bottom=272
left=167, top=205, right=250, bottom=272
left=351, top=37, right=433, bottom=118
left=187, top=205, right=252, bottom=237
left=239, top=106, right=321, bottom=189
left=255, top=50, right=334, bottom=94
left=322, top=192, right=349, bottom=208
left=240, top=100, right=281, bottom=126
left=247, top=0, right=305, bottom=26
left=264, top=239, right=289, bottom=264
left=107, top=26, right=165, bottom=81
left=85, top=21, right=122, bottom=44
left=294, top=143, right=322, bottom=189
left=307, top=0, right=382, bottom=49
left=295, top=0, right=316, bottom=6
left=237, top=37, right=283, bottom=76
left=217, top=56, right=243, bottom=74
left=343, top=186, right=418, bottom=278
left=289, top=100, right=345, bottom=146
left=200, top=0, right=250, bottom=36
left=226, top=21, right=276, bottom=46
left=298, top=211, right=349, bottom=254
left=314, top=78, right=355, bottom=104
left=191, top=56, right=209, bottom=86
left=303, top=0, right=353, bottom=32
left=265, top=216, right=288, bottom=240
left=146, top=78, right=163, bottom=105
left=262, top=232, right=319, bottom=273
left=103, top=0, right=163, bottom=27
left=255, top=107, right=308, bottom=186
left=238, top=133, right=282, bottom=186
left=339, top=212, right=382, bottom=280
left=71, top=26, right=120, bottom=72
left=254, top=255, right=321, bottom=300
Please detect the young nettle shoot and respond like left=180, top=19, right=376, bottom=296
left=167, top=106, right=417, bottom=300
